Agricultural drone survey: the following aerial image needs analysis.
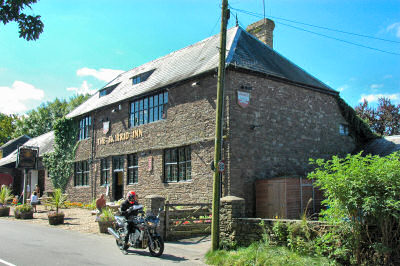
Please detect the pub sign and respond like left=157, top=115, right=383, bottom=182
left=16, top=146, right=39, bottom=169
left=237, top=91, right=250, bottom=108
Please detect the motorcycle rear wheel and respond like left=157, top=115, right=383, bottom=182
left=149, top=236, right=164, bottom=257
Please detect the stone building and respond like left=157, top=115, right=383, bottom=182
left=56, top=20, right=360, bottom=217
left=0, top=131, right=54, bottom=197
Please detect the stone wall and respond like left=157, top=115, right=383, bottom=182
left=65, top=68, right=357, bottom=211
left=220, top=196, right=326, bottom=247
left=67, top=74, right=219, bottom=203
left=225, top=70, right=356, bottom=216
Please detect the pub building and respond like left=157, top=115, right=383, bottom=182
left=47, top=20, right=359, bottom=218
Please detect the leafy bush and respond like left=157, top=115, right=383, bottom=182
left=270, top=220, right=289, bottom=245
left=309, top=152, right=400, bottom=264
left=85, top=199, right=96, bottom=210
left=99, top=207, right=115, bottom=222
left=0, top=186, right=13, bottom=206
left=49, top=188, right=67, bottom=214
left=15, top=204, right=33, bottom=213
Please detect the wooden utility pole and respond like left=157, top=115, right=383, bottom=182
left=211, top=0, right=229, bottom=251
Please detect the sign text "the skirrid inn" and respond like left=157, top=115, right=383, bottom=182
left=97, top=129, right=143, bottom=145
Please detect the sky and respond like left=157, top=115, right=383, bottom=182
left=0, top=0, right=399, bottom=115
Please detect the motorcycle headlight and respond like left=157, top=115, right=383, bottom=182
left=147, top=219, right=159, bottom=227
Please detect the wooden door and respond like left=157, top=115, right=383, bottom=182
left=256, top=179, right=287, bottom=218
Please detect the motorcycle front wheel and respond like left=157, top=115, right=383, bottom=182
left=149, top=236, right=164, bottom=257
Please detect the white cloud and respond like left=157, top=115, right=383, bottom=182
left=337, top=85, right=349, bottom=92
left=67, top=81, right=97, bottom=95
left=0, top=81, right=45, bottom=114
left=387, top=22, right=400, bottom=38
left=370, top=84, right=384, bottom=89
left=359, top=93, right=400, bottom=103
left=76, top=67, right=124, bottom=82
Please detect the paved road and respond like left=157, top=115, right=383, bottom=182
left=0, top=219, right=210, bottom=266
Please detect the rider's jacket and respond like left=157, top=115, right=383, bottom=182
left=120, top=200, right=141, bottom=219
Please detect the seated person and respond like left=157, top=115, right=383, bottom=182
left=95, top=194, right=106, bottom=221
left=30, top=191, right=40, bottom=212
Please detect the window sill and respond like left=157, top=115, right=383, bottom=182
left=164, top=180, right=192, bottom=184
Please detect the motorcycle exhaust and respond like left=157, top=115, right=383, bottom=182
left=108, top=228, right=121, bottom=240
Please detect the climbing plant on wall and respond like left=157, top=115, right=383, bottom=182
left=335, top=96, right=378, bottom=146
left=43, top=117, right=78, bottom=192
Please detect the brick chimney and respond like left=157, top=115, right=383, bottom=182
left=246, top=18, right=275, bottom=48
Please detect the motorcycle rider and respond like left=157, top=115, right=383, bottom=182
left=120, top=191, right=141, bottom=217
left=119, top=191, right=143, bottom=253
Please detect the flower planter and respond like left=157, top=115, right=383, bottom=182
left=98, top=220, right=114, bottom=233
left=48, top=213, right=65, bottom=225
left=0, top=207, right=10, bottom=217
left=15, top=210, right=34, bottom=219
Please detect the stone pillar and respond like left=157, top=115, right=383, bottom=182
left=246, top=18, right=275, bottom=48
left=220, top=196, right=245, bottom=245
left=144, top=195, right=165, bottom=238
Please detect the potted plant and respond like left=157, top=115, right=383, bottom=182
left=14, top=204, right=34, bottom=219
left=98, top=207, right=115, bottom=233
left=48, top=188, right=67, bottom=225
left=0, top=186, right=13, bottom=217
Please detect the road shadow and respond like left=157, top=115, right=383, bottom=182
left=124, top=249, right=188, bottom=262
left=168, top=235, right=211, bottom=246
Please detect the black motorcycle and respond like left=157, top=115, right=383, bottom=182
left=108, top=205, right=164, bottom=257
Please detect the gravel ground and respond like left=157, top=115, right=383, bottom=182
left=1, top=205, right=103, bottom=235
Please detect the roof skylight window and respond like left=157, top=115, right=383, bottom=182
left=99, top=83, right=119, bottom=98
left=131, top=69, right=155, bottom=85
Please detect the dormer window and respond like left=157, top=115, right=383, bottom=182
left=131, top=69, right=155, bottom=85
left=99, top=83, right=119, bottom=98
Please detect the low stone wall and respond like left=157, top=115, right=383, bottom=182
left=219, top=196, right=325, bottom=247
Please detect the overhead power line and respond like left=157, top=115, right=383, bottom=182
left=230, top=6, right=400, bottom=56
left=229, top=6, right=400, bottom=44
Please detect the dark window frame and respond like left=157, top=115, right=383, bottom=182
left=164, top=146, right=191, bottom=183
left=339, top=124, right=349, bottom=136
left=129, top=91, right=168, bottom=127
left=127, top=154, right=139, bottom=184
left=131, top=69, right=155, bottom=85
left=79, top=116, right=91, bottom=140
left=100, top=158, right=110, bottom=185
left=74, top=160, right=89, bottom=186
left=113, top=156, right=124, bottom=172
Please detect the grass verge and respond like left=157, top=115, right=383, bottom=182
left=205, top=240, right=336, bottom=266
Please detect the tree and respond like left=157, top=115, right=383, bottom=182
left=355, top=98, right=400, bottom=136
left=0, top=0, right=44, bottom=41
left=0, top=113, right=17, bottom=146
left=13, top=94, right=90, bottom=138
left=43, top=117, right=77, bottom=191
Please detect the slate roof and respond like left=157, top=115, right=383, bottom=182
left=0, top=135, right=31, bottom=158
left=67, top=26, right=336, bottom=119
left=0, top=131, right=54, bottom=167
left=362, top=135, right=400, bottom=156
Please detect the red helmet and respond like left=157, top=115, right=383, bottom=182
left=127, top=191, right=136, bottom=204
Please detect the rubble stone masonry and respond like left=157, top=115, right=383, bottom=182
left=56, top=69, right=356, bottom=215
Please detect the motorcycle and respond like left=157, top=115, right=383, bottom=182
left=108, top=205, right=164, bottom=257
